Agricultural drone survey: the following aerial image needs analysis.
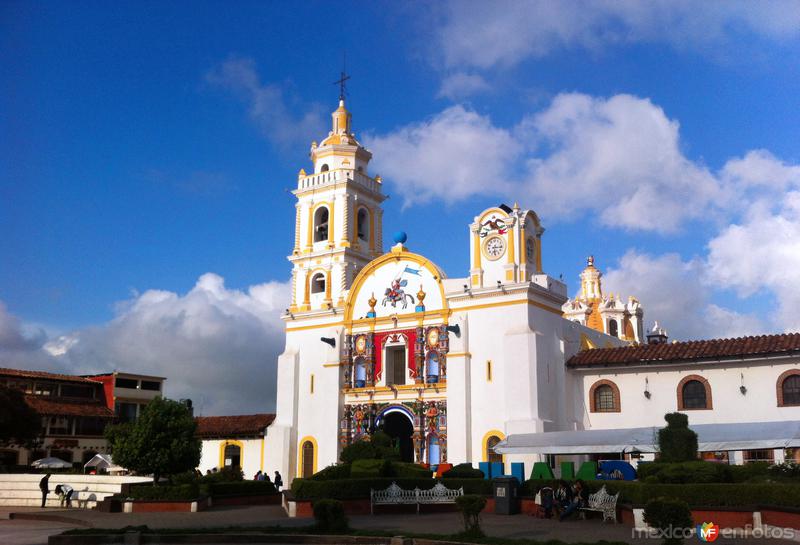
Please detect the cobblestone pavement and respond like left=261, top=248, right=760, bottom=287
left=1, top=506, right=796, bottom=545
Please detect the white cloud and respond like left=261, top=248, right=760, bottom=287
left=438, top=72, right=491, bottom=100
left=435, top=0, right=800, bottom=70
left=602, top=250, right=765, bottom=341
left=706, top=192, right=800, bottom=332
left=1, top=274, right=289, bottom=416
left=366, top=105, right=522, bottom=205
left=370, top=93, right=728, bottom=232
left=521, top=93, right=721, bottom=232
left=205, top=57, right=325, bottom=149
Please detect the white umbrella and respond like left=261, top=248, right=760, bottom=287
left=31, top=457, right=72, bottom=469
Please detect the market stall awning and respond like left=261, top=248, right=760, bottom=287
left=493, top=421, right=800, bottom=455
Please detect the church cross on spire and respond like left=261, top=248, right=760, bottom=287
left=333, top=53, right=350, bottom=102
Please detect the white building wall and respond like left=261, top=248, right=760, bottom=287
left=198, top=438, right=265, bottom=478
left=576, top=358, right=800, bottom=430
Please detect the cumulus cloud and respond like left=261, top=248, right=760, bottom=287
left=706, top=192, right=800, bottom=332
left=435, top=0, right=800, bottom=70
left=206, top=57, right=325, bottom=149
left=438, top=72, right=491, bottom=100
left=1, top=274, right=289, bottom=416
left=602, top=251, right=765, bottom=341
left=367, top=105, right=522, bottom=205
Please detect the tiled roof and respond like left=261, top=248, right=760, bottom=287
left=195, top=414, right=275, bottom=438
left=0, top=367, right=101, bottom=384
left=567, top=333, right=800, bottom=367
left=24, top=395, right=114, bottom=418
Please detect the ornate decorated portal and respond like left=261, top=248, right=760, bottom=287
left=339, top=399, right=448, bottom=465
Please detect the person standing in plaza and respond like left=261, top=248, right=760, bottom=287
left=273, top=471, right=283, bottom=491
left=39, top=473, right=51, bottom=508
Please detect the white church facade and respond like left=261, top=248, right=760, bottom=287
left=265, top=98, right=800, bottom=483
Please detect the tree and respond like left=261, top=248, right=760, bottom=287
left=658, top=412, right=698, bottom=462
left=0, top=386, right=42, bottom=446
left=105, top=397, right=200, bottom=485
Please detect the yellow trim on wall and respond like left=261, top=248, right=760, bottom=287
left=486, top=360, right=492, bottom=382
left=219, top=439, right=245, bottom=469
left=472, top=229, right=482, bottom=274
left=452, top=298, right=562, bottom=316
left=481, top=430, right=506, bottom=463
left=260, top=436, right=265, bottom=472
left=297, top=436, right=319, bottom=478
left=285, top=321, right=344, bottom=332
left=310, top=373, right=315, bottom=394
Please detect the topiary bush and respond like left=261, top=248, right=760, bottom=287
left=769, top=462, right=800, bottom=481
left=312, top=498, right=349, bottom=533
left=658, top=413, right=698, bottom=463
left=388, top=462, right=433, bottom=479
left=339, top=431, right=400, bottom=463
left=351, top=458, right=390, bottom=478
left=643, top=497, right=693, bottom=545
left=442, top=463, right=485, bottom=479
left=310, top=463, right=352, bottom=481
left=638, top=461, right=732, bottom=484
left=455, top=494, right=487, bottom=539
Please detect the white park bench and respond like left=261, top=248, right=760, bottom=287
left=371, top=481, right=464, bottom=515
left=579, top=485, right=619, bottom=523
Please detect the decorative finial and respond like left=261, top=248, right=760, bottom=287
left=513, top=201, right=520, bottom=210
left=333, top=52, right=350, bottom=102
left=417, top=285, right=426, bottom=304
left=587, top=255, right=594, bottom=267
left=368, top=292, right=377, bottom=310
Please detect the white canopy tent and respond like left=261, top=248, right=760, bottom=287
left=83, top=453, right=125, bottom=474
left=494, top=421, right=800, bottom=456
left=31, top=457, right=72, bottom=469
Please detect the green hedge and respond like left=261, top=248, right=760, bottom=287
left=637, top=461, right=733, bottom=484
left=351, top=459, right=388, bottom=478
left=207, top=481, right=277, bottom=496
left=522, top=479, right=800, bottom=508
left=290, top=477, right=492, bottom=500
left=127, top=484, right=201, bottom=501
left=310, top=464, right=352, bottom=481
left=442, top=463, right=485, bottom=479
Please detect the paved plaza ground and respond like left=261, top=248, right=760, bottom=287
left=1, top=505, right=796, bottom=545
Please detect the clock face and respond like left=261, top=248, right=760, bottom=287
left=355, top=336, right=367, bottom=354
left=526, top=237, right=535, bottom=262
left=484, top=236, right=506, bottom=260
left=426, top=328, right=439, bottom=348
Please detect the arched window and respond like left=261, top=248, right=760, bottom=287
left=320, top=164, right=329, bottom=172
left=223, top=443, right=241, bottom=468
left=310, top=272, right=326, bottom=294
left=313, top=207, right=329, bottom=242
left=678, top=375, right=712, bottom=410
left=486, top=435, right=502, bottom=464
left=589, top=380, right=620, bottom=412
left=426, top=352, right=440, bottom=384
left=778, top=370, right=800, bottom=406
left=354, top=357, right=366, bottom=388
left=357, top=208, right=369, bottom=243
left=301, top=440, right=315, bottom=478
left=608, top=320, right=618, bottom=338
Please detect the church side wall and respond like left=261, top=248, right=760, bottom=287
left=285, top=325, right=343, bottom=479
left=575, top=358, right=800, bottom=430
left=198, top=438, right=264, bottom=478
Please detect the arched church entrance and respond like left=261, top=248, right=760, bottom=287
left=379, top=408, right=414, bottom=462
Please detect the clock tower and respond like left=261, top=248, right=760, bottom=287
left=469, top=203, right=544, bottom=288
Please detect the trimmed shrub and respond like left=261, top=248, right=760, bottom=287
left=339, top=431, right=400, bottom=463
left=769, top=462, right=800, bottom=481
left=455, top=494, right=487, bottom=539
left=312, top=499, right=349, bottom=533
left=310, top=464, right=352, bottom=481
left=520, top=479, right=800, bottom=508
left=658, top=413, right=698, bottom=463
left=637, top=461, right=733, bottom=484
left=127, top=483, right=200, bottom=501
left=644, top=497, right=693, bottom=545
left=442, top=463, right=485, bottom=479
left=351, top=459, right=390, bottom=478
left=207, top=480, right=277, bottom=496
left=388, top=462, right=433, bottom=479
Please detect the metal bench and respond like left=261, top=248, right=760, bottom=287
left=579, top=485, right=619, bottom=523
left=370, top=481, right=464, bottom=515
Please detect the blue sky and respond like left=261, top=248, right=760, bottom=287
left=2, top=1, right=800, bottom=413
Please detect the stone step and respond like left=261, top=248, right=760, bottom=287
left=0, top=498, right=98, bottom=508
left=0, top=490, right=114, bottom=500
left=0, top=482, right=123, bottom=492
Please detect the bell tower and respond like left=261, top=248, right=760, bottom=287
left=288, top=97, right=386, bottom=313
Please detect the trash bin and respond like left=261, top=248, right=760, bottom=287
left=493, top=476, right=520, bottom=515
